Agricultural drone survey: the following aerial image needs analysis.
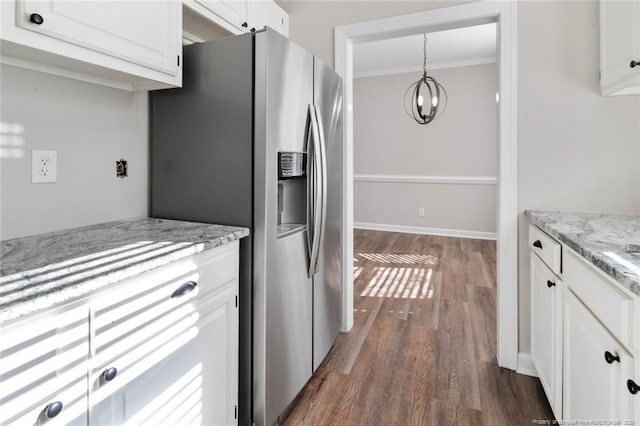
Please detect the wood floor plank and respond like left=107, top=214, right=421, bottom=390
left=284, top=230, right=553, bottom=426
left=467, top=252, right=494, bottom=288
left=428, top=399, right=485, bottom=426
left=466, top=285, right=498, bottom=363
left=435, top=297, right=482, bottom=410
left=440, top=257, right=468, bottom=301
left=408, top=268, right=441, bottom=330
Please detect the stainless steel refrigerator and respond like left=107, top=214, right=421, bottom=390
left=150, top=29, right=343, bottom=426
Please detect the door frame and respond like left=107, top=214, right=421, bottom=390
left=335, top=1, right=519, bottom=370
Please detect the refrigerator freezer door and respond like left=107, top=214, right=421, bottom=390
left=253, top=30, right=314, bottom=426
left=312, top=57, right=344, bottom=371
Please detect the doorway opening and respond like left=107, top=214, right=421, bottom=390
left=335, top=1, right=519, bottom=371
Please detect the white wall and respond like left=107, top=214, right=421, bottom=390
left=279, top=0, right=640, bottom=354
left=0, top=64, right=149, bottom=240
left=354, top=64, right=497, bottom=235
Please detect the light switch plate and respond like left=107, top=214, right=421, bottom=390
left=32, top=150, right=57, bottom=183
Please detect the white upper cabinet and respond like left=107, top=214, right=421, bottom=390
left=0, top=0, right=182, bottom=91
left=183, top=0, right=289, bottom=39
left=185, top=0, right=249, bottom=33
left=600, top=0, right=640, bottom=95
left=250, top=1, right=289, bottom=37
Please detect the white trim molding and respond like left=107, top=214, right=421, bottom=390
left=517, top=352, right=538, bottom=377
left=354, top=56, right=496, bottom=79
left=355, top=222, right=497, bottom=241
left=354, top=174, right=497, bottom=185
left=336, top=0, right=518, bottom=370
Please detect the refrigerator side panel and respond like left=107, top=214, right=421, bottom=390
left=150, top=34, right=254, bottom=426
left=312, top=58, right=344, bottom=371
left=254, top=29, right=315, bottom=426
left=151, top=35, right=254, bottom=228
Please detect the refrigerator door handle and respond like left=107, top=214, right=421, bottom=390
left=307, top=104, right=323, bottom=277
left=313, top=104, right=328, bottom=265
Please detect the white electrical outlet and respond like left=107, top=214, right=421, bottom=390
left=418, top=207, right=425, bottom=217
left=32, top=150, right=57, bottom=183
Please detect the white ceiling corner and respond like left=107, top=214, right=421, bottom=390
left=354, top=23, right=497, bottom=79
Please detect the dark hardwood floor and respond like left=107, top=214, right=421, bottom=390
left=284, top=229, right=554, bottom=425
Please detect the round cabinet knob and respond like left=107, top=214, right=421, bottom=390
left=250, top=27, right=256, bottom=32
left=29, top=13, right=44, bottom=25
left=546, top=280, right=556, bottom=288
left=532, top=240, right=543, bottom=249
left=102, top=367, right=118, bottom=382
left=628, top=379, right=640, bottom=395
left=631, top=60, right=639, bottom=69
left=44, top=401, right=63, bottom=419
left=604, top=350, right=620, bottom=364
left=241, top=22, right=248, bottom=28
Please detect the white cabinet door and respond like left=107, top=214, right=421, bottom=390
left=564, top=289, right=635, bottom=422
left=250, top=1, right=289, bottom=37
left=600, top=0, right=640, bottom=95
left=91, top=281, right=238, bottom=425
left=197, top=0, right=248, bottom=31
left=530, top=253, right=563, bottom=419
left=15, top=0, right=180, bottom=75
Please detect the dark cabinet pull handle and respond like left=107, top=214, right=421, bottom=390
left=631, top=60, right=639, bottom=69
left=241, top=22, right=248, bottom=28
left=44, top=401, right=63, bottom=418
left=533, top=240, right=543, bottom=249
left=102, top=367, right=118, bottom=381
left=604, top=351, right=620, bottom=364
left=171, top=281, right=197, bottom=298
left=29, top=13, right=44, bottom=25
left=546, top=280, right=556, bottom=288
left=628, top=379, right=640, bottom=395
left=250, top=27, right=256, bottom=32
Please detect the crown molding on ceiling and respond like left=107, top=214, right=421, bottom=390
left=354, top=55, right=496, bottom=79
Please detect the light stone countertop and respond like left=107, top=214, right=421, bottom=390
left=0, top=218, right=249, bottom=325
left=526, top=210, right=640, bottom=296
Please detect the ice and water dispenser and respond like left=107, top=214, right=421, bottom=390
left=277, top=152, right=307, bottom=238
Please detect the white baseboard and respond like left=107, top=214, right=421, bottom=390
left=353, top=222, right=497, bottom=240
left=517, top=352, right=538, bottom=377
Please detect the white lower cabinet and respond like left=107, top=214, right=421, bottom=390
left=563, top=289, right=635, bottom=422
left=90, top=281, right=238, bottom=426
left=0, top=241, right=240, bottom=426
left=529, top=225, right=640, bottom=423
left=530, top=253, right=563, bottom=418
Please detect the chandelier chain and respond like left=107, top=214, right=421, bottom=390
left=423, top=34, right=427, bottom=77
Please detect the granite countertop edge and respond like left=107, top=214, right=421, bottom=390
left=525, top=210, right=640, bottom=296
left=0, top=218, right=250, bottom=326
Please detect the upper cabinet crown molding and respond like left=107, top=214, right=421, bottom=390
left=600, top=0, right=640, bottom=96
left=0, top=0, right=183, bottom=91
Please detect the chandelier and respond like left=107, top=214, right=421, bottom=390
left=404, top=34, right=448, bottom=125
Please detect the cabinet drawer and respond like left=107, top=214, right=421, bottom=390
left=0, top=302, right=88, bottom=425
left=90, top=241, right=239, bottom=368
left=529, top=225, right=562, bottom=275
left=564, top=249, right=634, bottom=349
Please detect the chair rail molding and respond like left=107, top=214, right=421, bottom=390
left=336, top=0, right=518, bottom=370
left=354, top=174, right=498, bottom=185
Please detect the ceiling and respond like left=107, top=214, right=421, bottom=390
left=354, top=23, right=497, bottom=79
